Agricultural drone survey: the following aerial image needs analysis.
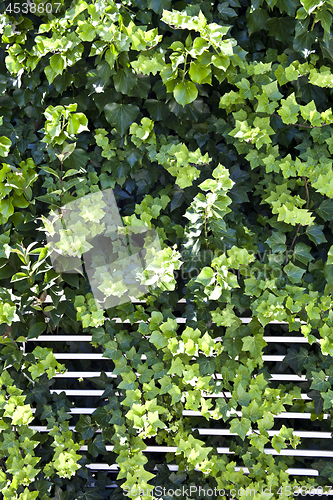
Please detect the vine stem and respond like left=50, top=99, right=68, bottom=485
left=34, top=295, right=49, bottom=331
left=303, top=176, right=309, bottom=208
left=272, top=113, right=321, bottom=129
left=285, top=224, right=301, bottom=265
left=204, top=207, right=208, bottom=248
left=3, top=326, right=18, bottom=349
left=0, top=458, right=11, bottom=480
left=285, top=177, right=310, bottom=265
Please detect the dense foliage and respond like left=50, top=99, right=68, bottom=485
left=1, top=0, right=333, bottom=497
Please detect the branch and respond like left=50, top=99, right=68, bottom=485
left=303, top=176, right=309, bottom=208
left=272, top=113, right=323, bottom=129
left=285, top=224, right=301, bottom=265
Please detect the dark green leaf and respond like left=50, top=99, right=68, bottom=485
left=28, top=322, right=47, bottom=339
left=104, top=103, right=140, bottom=136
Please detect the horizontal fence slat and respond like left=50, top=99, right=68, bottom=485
left=78, top=445, right=333, bottom=457
left=49, top=389, right=312, bottom=400
left=30, top=335, right=311, bottom=343
left=52, top=371, right=308, bottom=381
left=84, top=463, right=319, bottom=477
left=52, top=353, right=289, bottom=361
left=29, top=425, right=333, bottom=439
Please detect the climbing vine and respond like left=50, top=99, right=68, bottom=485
left=1, top=0, right=333, bottom=497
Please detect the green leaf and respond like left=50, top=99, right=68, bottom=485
left=144, top=99, right=170, bottom=121
left=113, top=69, right=137, bottom=94
left=293, top=242, right=314, bottom=265
left=316, top=9, right=332, bottom=33
left=63, top=148, right=88, bottom=169
left=242, top=334, right=267, bottom=357
left=148, top=0, right=171, bottom=15
left=266, top=17, right=295, bottom=42
left=271, top=434, right=287, bottom=453
left=11, top=272, right=28, bottom=282
left=104, top=103, right=140, bottom=136
left=310, top=370, right=330, bottom=392
left=246, top=8, right=270, bottom=36
left=305, top=224, right=327, bottom=244
left=62, top=273, right=80, bottom=288
left=50, top=54, right=65, bottom=76
left=67, top=113, right=89, bottom=135
left=300, top=0, right=323, bottom=14
left=316, top=199, right=333, bottom=221
left=40, top=166, right=60, bottom=179
left=195, top=267, right=214, bottom=286
left=257, top=412, right=274, bottom=432
left=0, top=136, right=11, bottom=157
left=249, top=432, right=269, bottom=452
left=278, top=93, right=300, bottom=124
left=197, top=356, right=216, bottom=375
left=189, top=62, right=211, bottom=84
left=28, top=322, right=47, bottom=339
left=235, top=384, right=251, bottom=406
left=229, top=417, right=251, bottom=440
left=150, top=330, right=168, bottom=349
left=173, top=81, right=198, bottom=107
left=284, top=262, right=306, bottom=283
left=75, top=415, right=94, bottom=439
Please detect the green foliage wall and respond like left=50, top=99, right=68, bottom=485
left=1, top=0, right=333, bottom=497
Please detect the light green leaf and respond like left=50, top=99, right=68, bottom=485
left=229, top=417, right=251, bottom=440
left=284, top=262, right=306, bottom=284
left=67, top=113, right=89, bottom=135
left=242, top=334, right=267, bottom=357
left=195, top=267, right=214, bottom=286
left=173, top=80, right=198, bottom=106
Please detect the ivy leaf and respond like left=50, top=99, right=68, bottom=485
left=144, top=99, right=170, bottom=121
left=229, top=417, right=251, bottom=440
left=113, top=69, right=137, bottom=94
left=148, top=0, right=171, bottom=15
left=305, top=224, right=327, bottom=244
left=75, top=415, right=94, bottom=440
left=104, top=103, right=140, bottom=136
left=28, top=322, right=47, bottom=339
left=266, top=232, right=286, bottom=253
left=67, top=113, right=89, bottom=135
left=197, top=356, right=216, bottom=375
left=293, top=242, right=314, bottom=265
left=63, top=148, right=88, bottom=169
left=242, top=334, right=267, bottom=357
left=284, top=262, right=306, bottom=283
left=266, top=17, right=295, bottom=42
left=195, top=267, right=214, bottom=286
left=189, top=62, right=211, bottom=84
left=235, top=384, right=251, bottom=406
left=308, top=390, right=324, bottom=416
left=278, top=93, right=300, bottom=124
left=271, top=434, right=287, bottom=453
left=316, top=199, right=333, bottom=221
left=249, top=432, right=269, bottom=452
left=310, top=370, right=330, bottom=392
left=173, top=81, right=198, bottom=107
left=300, top=0, right=323, bottom=14
left=246, top=8, right=270, bottom=36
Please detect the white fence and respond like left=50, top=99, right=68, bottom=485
left=25, top=298, right=333, bottom=490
